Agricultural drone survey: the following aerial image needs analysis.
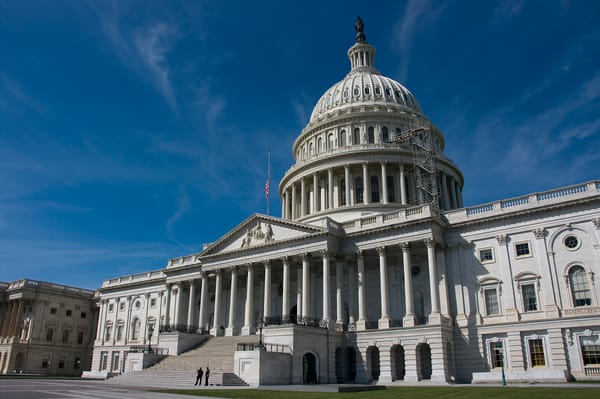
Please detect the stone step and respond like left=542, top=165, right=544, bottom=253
left=108, top=370, right=248, bottom=388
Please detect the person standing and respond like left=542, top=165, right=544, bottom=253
left=204, top=366, right=210, bottom=386
left=195, top=367, right=203, bottom=386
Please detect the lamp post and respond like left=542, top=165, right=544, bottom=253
left=146, top=324, right=154, bottom=353
left=257, top=318, right=264, bottom=351
left=501, top=351, right=506, bottom=386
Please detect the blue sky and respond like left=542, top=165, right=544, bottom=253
left=1, top=0, right=598, bottom=289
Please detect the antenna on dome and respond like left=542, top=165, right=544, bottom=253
left=265, top=149, right=271, bottom=216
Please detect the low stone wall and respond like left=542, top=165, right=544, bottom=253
left=472, top=368, right=568, bottom=383
left=234, top=350, right=291, bottom=386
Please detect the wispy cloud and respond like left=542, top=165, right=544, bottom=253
left=166, top=187, right=191, bottom=242
left=0, top=72, right=48, bottom=115
left=494, top=0, right=525, bottom=18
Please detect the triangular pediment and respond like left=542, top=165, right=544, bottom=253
left=198, top=214, right=330, bottom=257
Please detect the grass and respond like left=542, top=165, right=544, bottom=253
left=154, top=386, right=600, bottom=399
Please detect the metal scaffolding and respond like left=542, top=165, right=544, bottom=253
left=391, top=120, right=439, bottom=210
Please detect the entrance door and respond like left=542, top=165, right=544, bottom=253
left=303, top=353, right=317, bottom=383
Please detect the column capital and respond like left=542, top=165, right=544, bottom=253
left=300, top=252, right=311, bottom=260
left=263, top=260, right=271, bottom=267
left=199, top=271, right=207, bottom=279
left=592, top=218, right=600, bottom=229
left=355, top=249, right=364, bottom=258
left=245, top=263, right=253, bottom=271
left=399, top=242, right=411, bottom=252
left=533, top=228, right=547, bottom=239
left=460, top=240, right=474, bottom=249
left=319, top=249, right=332, bottom=258
left=281, top=256, right=290, bottom=263
left=496, top=234, right=509, bottom=246
left=376, top=246, right=386, bottom=256
left=423, top=239, right=437, bottom=249
left=230, top=265, right=239, bottom=273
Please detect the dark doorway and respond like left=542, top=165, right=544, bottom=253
left=290, top=305, right=297, bottom=324
left=303, top=352, right=317, bottom=383
left=417, top=343, right=432, bottom=380
left=366, top=346, right=380, bottom=381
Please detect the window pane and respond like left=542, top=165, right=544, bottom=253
left=569, top=266, right=592, bottom=307
left=515, top=243, right=530, bottom=257
left=490, top=341, right=504, bottom=368
left=521, top=284, right=538, bottom=311
left=529, top=339, right=546, bottom=367
left=581, top=336, right=600, bottom=365
left=355, top=177, right=363, bottom=203
left=484, top=288, right=499, bottom=316
left=371, top=176, right=379, bottom=203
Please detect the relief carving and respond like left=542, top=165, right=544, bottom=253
left=241, top=221, right=274, bottom=248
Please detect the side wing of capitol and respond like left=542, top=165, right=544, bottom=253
left=84, top=21, right=600, bottom=384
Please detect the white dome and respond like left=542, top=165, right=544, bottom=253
left=309, top=41, right=422, bottom=123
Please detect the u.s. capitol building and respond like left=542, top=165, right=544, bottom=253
left=83, top=20, right=600, bottom=384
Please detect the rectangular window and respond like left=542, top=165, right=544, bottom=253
left=528, top=338, right=546, bottom=367
left=150, top=298, right=157, bottom=307
left=484, top=288, right=500, bottom=316
left=108, top=304, right=114, bottom=312
left=490, top=341, right=504, bottom=368
left=62, top=329, right=69, bottom=343
left=66, top=310, right=72, bottom=317
left=73, top=357, right=81, bottom=369
left=111, top=352, right=120, bottom=371
left=50, top=307, right=57, bottom=314
left=116, top=324, right=123, bottom=341
left=77, top=331, right=84, bottom=345
left=100, top=352, right=108, bottom=371
left=105, top=325, right=112, bottom=341
left=80, top=312, right=87, bottom=319
left=581, top=335, right=600, bottom=365
left=46, top=328, right=54, bottom=342
left=58, top=356, right=65, bottom=369
left=515, top=242, right=531, bottom=258
left=479, top=248, right=494, bottom=263
left=119, top=302, right=125, bottom=311
left=521, top=284, right=538, bottom=311
left=42, top=356, right=50, bottom=369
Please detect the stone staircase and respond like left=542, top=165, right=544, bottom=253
left=107, top=335, right=259, bottom=388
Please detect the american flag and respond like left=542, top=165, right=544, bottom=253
left=265, top=179, right=270, bottom=199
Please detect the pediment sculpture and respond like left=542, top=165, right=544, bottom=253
left=241, top=221, right=274, bottom=248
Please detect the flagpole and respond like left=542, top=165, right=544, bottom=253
left=267, top=149, right=271, bottom=216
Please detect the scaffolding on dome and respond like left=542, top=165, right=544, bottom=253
left=390, top=120, right=439, bottom=211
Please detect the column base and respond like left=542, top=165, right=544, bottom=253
left=402, top=314, right=415, bottom=327
left=404, top=374, right=419, bottom=383
left=378, top=317, right=390, bottom=329
left=241, top=325, right=256, bottom=336
left=225, top=327, right=238, bottom=336
left=210, top=327, right=224, bottom=337
left=356, top=319, right=367, bottom=331
left=428, top=312, right=442, bottom=325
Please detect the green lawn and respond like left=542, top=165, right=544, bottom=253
left=154, top=386, right=600, bottom=399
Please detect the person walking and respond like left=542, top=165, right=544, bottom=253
left=195, top=367, right=203, bottom=386
left=204, top=366, right=210, bottom=386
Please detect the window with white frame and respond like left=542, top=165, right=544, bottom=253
left=99, top=351, right=108, bottom=370
left=484, top=287, right=500, bottom=316
left=515, top=242, right=531, bottom=258
left=131, top=318, right=141, bottom=340
left=580, top=335, right=600, bottom=366
left=105, top=323, right=112, bottom=341
left=111, top=351, right=120, bottom=371
left=527, top=337, right=546, bottom=367
left=521, top=283, right=538, bottom=311
left=569, top=265, right=592, bottom=307
left=479, top=248, right=494, bottom=263
left=489, top=340, right=505, bottom=369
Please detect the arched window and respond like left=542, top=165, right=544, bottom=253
left=371, top=175, right=380, bottom=203
left=340, top=179, right=346, bottom=206
left=328, top=133, right=335, bottom=150
left=355, top=177, right=363, bottom=203
left=368, top=127, right=375, bottom=143
left=386, top=175, right=395, bottom=202
left=340, top=130, right=346, bottom=147
left=569, top=266, right=592, bottom=307
left=317, top=137, right=323, bottom=153
left=382, top=127, right=389, bottom=143
left=309, top=142, right=314, bottom=156
left=131, top=318, right=141, bottom=340
left=353, top=128, right=360, bottom=145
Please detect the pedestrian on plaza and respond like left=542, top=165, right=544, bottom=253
left=195, top=367, right=204, bottom=385
left=204, top=366, right=210, bottom=386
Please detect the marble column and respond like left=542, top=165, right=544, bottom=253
left=263, top=260, right=272, bottom=320
left=301, top=253, right=310, bottom=321
left=381, top=163, right=388, bottom=204
left=296, top=268, right=303, bottom=320
left=187, top=281, right=196, bottom=331
left=164, top=284, right=172, bottom=327
left=441, top=173, right=450, bottom=210
left=533, top=228, right=560, bottom=317
left=291, top=183, right=297, bottom=219
left=173, top=285, right=181, bottom=328
left=399, top=164, right=407, bottom=205
left=496, top=234, right=519, bottom=321
left=425, top=240, right=441, bottom=324
left=328, top=168, right=334, bottom=209
left=450, top=178, right=458, bottom=209
left=344, top=165, right=351, bottom=206
left=283, top=189, right=289, bottom=219
left=242, top=265, right=256, bottom=335
left=210, top=271, right=223, bottom=336
left=356, top=251, right=367, bottom=330
left=312, top=173, right=318, bottom=213
left=198, top=273, right=208, bottom=333
left=336, top=257, right=344, bottom=325
left=226, top=267, right=238, bottom=336
left=401, top=243, right=415, bottom=327
left=282, top=257, right=290, bottom=322
left=321, top=251, right=331, bottom=324
left=300, top=178, right=306, bottom=217
left=377, top=246, right=390, bottom=329
left=348, top=262, right=357, bottom=325
left=362, top=163, right=369, bottom=204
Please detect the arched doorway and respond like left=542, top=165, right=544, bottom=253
left=391, top=345, right=405, bottom=381
left=416, top=343, right=432, bottom=380
left=335, top=347, right=346, bottom=383
left=366, top=346, right=380, bottom=382
left=303, top=352, right=318, bottom=383
left=346, top=347, right=356, bottom=382
left=14, top=353, right=24, bottom=373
